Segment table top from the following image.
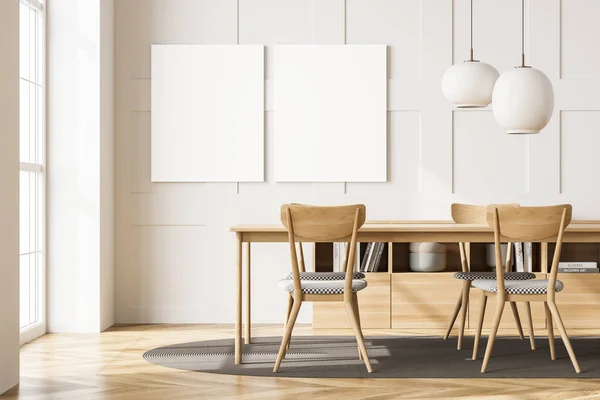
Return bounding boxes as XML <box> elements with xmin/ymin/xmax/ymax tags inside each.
<box><xmin>230</xmin><ymin>221</ymin><xmax>600</xmax><ymax>233</ymax></box>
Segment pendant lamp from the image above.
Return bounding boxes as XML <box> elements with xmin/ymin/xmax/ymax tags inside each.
<box><xmin>492</xmin><ymin>0</ymin><xmax>554</xmax><ymax>134</ymax></box>
<box><xmin>442</xmin><ymin>0</ymin><xmax>499</xmax><ymax>108</ymax></box>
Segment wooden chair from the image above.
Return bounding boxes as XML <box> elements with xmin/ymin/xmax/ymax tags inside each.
<box><xmin>280</xmin><ymin>203</ymin><xmax>365</xmax><ymax>288</ymax></box>
<box><xmin>472</xmin><ymin>204</ymin><xmax>580</xmax><ymax>373</ymax></box>
<box><xmin>444</xmin><ymin>203</ymin><xmax>537</xmax><ymax>352</ymax></box>
<box><xmin>274</xmin><ymin>204</ymin><xmax>372</xmax><ymax>373</ymax></box>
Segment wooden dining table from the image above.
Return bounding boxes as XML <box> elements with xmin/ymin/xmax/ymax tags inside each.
<box><xmin>229</xmin><ymin>220</ymin><xmax>600</xmax><ymax>364</ymax></box>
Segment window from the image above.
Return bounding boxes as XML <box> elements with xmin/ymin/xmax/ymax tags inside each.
<box><xmin>20</xmin><ymin>0</ymin><xmax>45</xmax><ymax>344</ymax></box>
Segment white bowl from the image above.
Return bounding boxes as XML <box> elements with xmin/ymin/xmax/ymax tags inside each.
<box><xmin>409</xmin><ymin>242</ymin><xmax>447</xmax><ymax>253</ymax></box>
<box><xmin>409</xmin><ymin>253</ymin><xmax>446</xmax><ymax>272</ymax></box>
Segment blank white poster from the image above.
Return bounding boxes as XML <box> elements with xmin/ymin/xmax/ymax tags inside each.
<box><xmin>274</xmin><ymin>45</ymin><xmax>387</xmax><ymax>182</ymax></box>
<box><xmin>151</xmin><ymin>45</ymin><xmax>264</xmax><ymax>182</ymax></box>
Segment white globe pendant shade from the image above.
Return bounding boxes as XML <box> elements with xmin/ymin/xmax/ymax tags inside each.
<box><xmin>492</xmin><ymin>67</ymin><xmax>554</xmax><ymax>134</ymax></box>
<box><xmin>442</xmin><ymin>61</ymin><xmax>499</xmax><ymax>108</ymax></box>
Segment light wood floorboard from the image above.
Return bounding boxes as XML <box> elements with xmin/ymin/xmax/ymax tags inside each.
<box><xmin>4</xmin><ymin>324</ymin><xmax>600</xmax><ymax>400</ymax></box>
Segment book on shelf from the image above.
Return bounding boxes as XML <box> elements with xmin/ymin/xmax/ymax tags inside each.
<box><xmin>333</xmin><ymin>242</ymin><xmax>340</xmax><ymax>272</ymax></box>
<box><xmin>524</xmin><ymin>242</ymin><xmax>533</xmax><ymax>273</ymax></box>
<box><xmin>335</xmin><ymin>242</ymin><xmax>366</xmax><ymax>272</ymax></box>
<box><xmin>368</xmin><ymin>243</ymin><xmax>384</xmax><ymax>272</ymax></box>
<box><xmin>558</xmin><ymin>262</ymin><xmax>598</xmax><ymax>269</ymax></box>
<box><xmin>358</xmin><ymin>242</ymin><xmax>387</xmax><ymax>272</ymax></box>
<box><xmin>366</xmin><ymin>243</ymin><xmax>378</xmax><ymax>272</ymax></box>
<box><xmin>558</xmin><ymin>267</ymin><xmax>599</xmax><ymax>273</ymax></box>
<box><xmin>514</xmin><ymin>242</ymin><xmax>524</xmax><ymax>272</ymax></box>
<box><xmin>367</xmin><ymin>243</ymin><xmax>377</xmax><ymax>272</ymax></box>
<box><xmin>360</xmin><ymin>243</ymin><xmax>374</xmax><ymax>272</ymax></box>
<box><xmin>558</xmin><ymin>261</ymin><xmax>598</xmax><ymax>273</ymax></box>
<box><xmin>372</xmin><ymin>243</ymin><xmax>386</xmax><ymax>272</ymax></box>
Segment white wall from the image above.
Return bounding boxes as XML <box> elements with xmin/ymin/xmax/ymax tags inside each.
<box><xmin>0</xmin><ymin>0</ymin><xmax>20</xmax><ymax>393</ymax></box>
<box><xmin>115</xmin><ymin>0</ymin><xmax>600</xmax><ymax>324</ymax></box>
<box><xmin>47</xmin><ymin>0</ymin><xmax>114</xmax><ymax>332</ymax></box>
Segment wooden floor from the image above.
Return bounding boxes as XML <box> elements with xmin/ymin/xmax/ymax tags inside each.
<box><xmin>4</xmin><ymin>324</ymin><xmax>600</xmax><ymax>400</ymax></box>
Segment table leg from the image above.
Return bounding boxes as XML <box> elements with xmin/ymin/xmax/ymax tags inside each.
<box><xmin>244</xmin><ymin>242</ymin><xmax>251</xmax><ymax>344</ymax></box>
<box><xmin>235</xmin><ymin>233</ymin><xmax>243</xmax><ymax>364</ymax></box>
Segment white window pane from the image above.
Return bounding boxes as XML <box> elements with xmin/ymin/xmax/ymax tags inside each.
<box><xmin>20</xmin><ymin>80</ymin><xmax>30</xmax><ymax>163</ymax></box>
<box><xmin>36</xmin><ymin>10</ymin><xmax>43</xmax><ymax>85</ymax></box>
<box><xmin>29</xmin><ymin>83</ymin><xmax>36</xmax><ymax>163</ymax></box>
<box><xmin>19</xmin><ymin>2</ymin><xmax>29</xmax><ymax>80</ymax></box>
<box><xmin>36</xmin><ymin>173</ymin><xmax>42</xmax><ymax>252</ymax></box>
<box><xmin>20</xmin><ymin>254</ymin><xmax>30</xmax><ymax>329</ymax></box>
<box><xmin>20</xmin><ymin>171</ymin><xmax>31</xmax><ymax>255</ymax></box>
<box><xmin>29</xmin><ymin>253</ymin><xmax>38</xmax><ymax>325</ymax></box>
<box><xmin>29</xmin><ymin>7</ymin><xmax>36</xmax><ymax>82</ymax></box>
<box><xmin>36</xmin><ymin>86</ymin><xmax>43</xmax><ymax>163</ymax></box>
<box><xmin>29</xmin><ymin>172</ymin><xmax>37</xmax><ymax>254</ymax></box>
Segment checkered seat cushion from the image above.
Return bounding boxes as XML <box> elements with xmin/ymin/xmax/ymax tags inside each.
<box><xmin>472</xmin><ymin>279</ymin><xmax>564</xmax><ymax>295</ymax></box>
<box><xmin>277</xmin><ymin>279</ymin><xmax>367</xmax><ymax>294</ymax></box>
<box><xmin>281</xmin><ymin>272</ymin><xmax>365</xmax><ymax>281</ymax></box>
<box><xmin>453</xmin><ymin>271</ymin><xmax>536</xmax><ymax>281</ymax></box>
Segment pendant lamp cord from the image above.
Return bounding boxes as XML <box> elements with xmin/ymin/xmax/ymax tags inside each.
<box><xmin>469</xmin><ymin>0</ymin><xmax>474</xmax><ymax>61</ymax></box>
<box><xmin>521</xmin><ymin>0</ymin><xmax>525</xmax><ymax>67</ymax></box>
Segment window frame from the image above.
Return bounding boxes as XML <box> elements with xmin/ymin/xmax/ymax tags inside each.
<box><xmin>19</xmin><ymin>0</ymin><xmax>46</xmax><ymax>346</ymax></box>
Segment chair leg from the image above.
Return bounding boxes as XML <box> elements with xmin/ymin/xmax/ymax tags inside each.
<box><xmin>457</xmin><ymin>280</ymin><xmax>471</xmax><ymax>350</ymax></box>
<box><xmin>472</xmin><ymin>291</ymin><xmax>488</xmax><ymax>360</ymax></box>
<box><xmin>345</xmin><ymin>296</ymin><xmax>372</xmax><ymax>373</ymax></box>
<box><xmin>351</xmin><ymin>295</ymin><xmax>364</xmax><ymax>360</ymax></box>
<box><xmin>444</xmin><ymin>290</ymin><xmax>463</xmax><ymax>340</ymax></box>
<box><xmin>481</xmin><ymin>296</ymin><xmax>505</xmax><ymax>373</ymax></box>
<box><xmin>509</xmin><ymin>302</ymin><xmax>525</xmax><ymax>340</ymax></box>
<box><xmin>273</xmin><ymin>297</ymin><xmax>302</xmax><ymax>373</ymax></box>
<box><xmin>547</xmin><ymin>301</ymin><xmax>581</xmax><ymax>373</ymax></box>
<box><xmin>524</xmin><ymin>302</ymin><xmax>535</xmax><ymax>351</ymax></box>
<box><xmin>544</xmin><ymin>302</ymin><xmax>555</xmax><ymax>361</ymax></box>
<box><xmin>284</xmin><ymin>295</ymin><xmax>293</xmax><ymax>351</ymax></box>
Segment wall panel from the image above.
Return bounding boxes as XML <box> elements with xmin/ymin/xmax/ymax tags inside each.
<box><xmin>346</xmin><ymin>0</ymin><xmax>421</xmax><ymax>80</ymax></box>
<box><xmin>453</xmin><ymin>110</ymin><xmax>529</xmax><ymax>197</ymax></box>
<box><xmin>118</xmin><ymin>226</ymin><xmax>210</xmax><ymax>322</ymax></box>
<box><xmin>560</xmin><ymin>111</ymin><xmax>600</xmax><ymax>195</ymax></box>
<box><xmin>560</xmin><ymin>0</ymin><xmax>600</xmax><ymax>80</ymax></box>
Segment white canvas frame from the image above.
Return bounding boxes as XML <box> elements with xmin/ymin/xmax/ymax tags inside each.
<box><xmin>274</xmin><ymin>45</ymin><xmax>387</xmax><ymax>182</ymax></box>
<box><xmin>151</xmin><ymin>45</ymin><xmax>264</xmax><ymax>182</ymax></box>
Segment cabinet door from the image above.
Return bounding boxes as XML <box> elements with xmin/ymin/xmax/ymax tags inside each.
<box><xmin>313</xmin><ymin>273</ymin><xmax>390</xmax><ymax>329</ymax></box>
<box><xmin>554</xmin><ymin>274</ymin><xmax>600</xmax><ymax>329</ymax></box>
<box><xmin>391</xmin><ymin>273</ymin><xmax>463</xmax><ymax>329</ymax></box>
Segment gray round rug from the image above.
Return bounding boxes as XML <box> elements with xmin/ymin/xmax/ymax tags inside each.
<box><xmin>143</xmin><ymin>336</ymin><xmax>600</xmax><ymax>378</ymax></box>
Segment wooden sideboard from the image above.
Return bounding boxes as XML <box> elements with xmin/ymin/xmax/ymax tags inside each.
<box><xmin>311</xmin><ymin>223</ymin><xmax>600</xmax><ymax>332</ymax></box>
<box><xmin>230</xmin><ymin>220</ymin><xmax>600</xmax><ymax>364</ymax></box>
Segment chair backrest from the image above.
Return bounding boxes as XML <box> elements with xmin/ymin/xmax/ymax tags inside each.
<box><xmin>451</xmin><ymin>204</ymin><xmax>488</xmax><ymax>224</ymax></box>
<box><xmin>451</xmin><ymin>203</ymin><xmax>520</xmax><ymax>272</ymax></box>
<box><xmin>486</xmin><ymin>205</ymin><xmax>572</xmax><ymax>243</ymax></box>
<box><xmin>280</xmin><ymin>204</ymin><xmax>366</xmax><ymax>297</ymax></box>
<box><xmin>487</xmin><ymin>204</ymin><xmax>572</xmax><ymax>298</ymax></box>
<box><xmin>451</xmin><ymin>203</ymin><xmax>520</xmax><ymax>224</ymax></box>
<box><xmin>280</xmin><ymin>204</ymin><xmax>366</xmax><ymax>242</ymax></box>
